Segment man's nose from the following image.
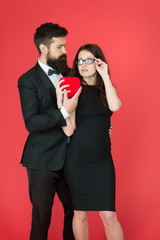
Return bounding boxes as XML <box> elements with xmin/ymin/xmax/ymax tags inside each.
<box><xmin>62</xmin><ymin>46</ymin><xmax>67</xmax><ymax>54</ymax></box>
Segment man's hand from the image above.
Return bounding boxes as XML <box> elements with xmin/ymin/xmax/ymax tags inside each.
<box><xmin>56</xmin><ymin>79</ymin><xmax>70</xmax><ymax>108</ymax></box>
<box><xmin>63</xmin><ymin>87</ymin><xmax>82</xmax><ymax>114</ymax></box>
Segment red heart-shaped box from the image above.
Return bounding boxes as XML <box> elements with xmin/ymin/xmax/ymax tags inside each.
<box><xmin>59</xmin><ymin>77</ymin><xmax>81</xmax><ymax>98</ymax></box>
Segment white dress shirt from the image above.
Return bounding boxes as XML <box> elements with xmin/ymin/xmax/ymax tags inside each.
<box><xmin>38</xmin><ymin>59</ymin><xmax>70</xmax><ymax>119</ymax></box>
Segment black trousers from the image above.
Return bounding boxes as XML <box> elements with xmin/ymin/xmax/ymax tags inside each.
<box><xmin>27</xmin><ymin>168</ymin><xmax>75</xmax><ymax>240</ymax></box>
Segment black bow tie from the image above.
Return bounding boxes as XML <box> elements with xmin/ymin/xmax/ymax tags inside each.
<box><xmin>48</xmin><ymin>68</ymin><xmax>60</xmax><ymax>76</ymax></box>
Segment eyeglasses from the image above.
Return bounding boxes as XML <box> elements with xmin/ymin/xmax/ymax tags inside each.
<box><xmin>76</xmin><ymin>58</ymin><xmax>95</xmax><ymax>65</ymax></box>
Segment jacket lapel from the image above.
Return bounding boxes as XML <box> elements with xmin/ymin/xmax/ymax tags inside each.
<box><xmin>34</xmin><ymin>62</ymin><xmax>56</xmax><ymax>98</ymax></box>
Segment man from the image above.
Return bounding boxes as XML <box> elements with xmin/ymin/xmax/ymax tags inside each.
<box><xmin>18</xmin><ymin>23</ymin><xmax>81</xmax><ymax>240</ymax></box>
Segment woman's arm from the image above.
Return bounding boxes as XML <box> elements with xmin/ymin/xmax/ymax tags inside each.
<box><xmin>95</xmin><ymin>58</ymin><xmax>121</xmax><ymax>112</ymax></box>
<box><xmin>62</xmin><ymin>110</ymin><xmax>76</xmax><ymax>136</ymax></box>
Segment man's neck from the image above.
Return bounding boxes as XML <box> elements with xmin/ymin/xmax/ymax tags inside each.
<box><xmin>39</xmin><ymin>55</ymin><xmax>47</xmax><ymax>65</ymax></box>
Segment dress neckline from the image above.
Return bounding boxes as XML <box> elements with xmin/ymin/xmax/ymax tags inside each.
<box><xmin>82</xmin><ymin>84</ymin><xmax>95</xmax><ymax>87</ymax></box>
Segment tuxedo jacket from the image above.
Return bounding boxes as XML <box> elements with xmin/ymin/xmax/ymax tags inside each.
<box><xmin>18</xmin><ymin>63</ymin><xmax>69</xmax><ymax>170</ymax></box>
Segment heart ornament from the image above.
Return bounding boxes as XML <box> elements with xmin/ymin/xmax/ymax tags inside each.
<box><xmin>59</xmin><ymin>77</ymin><xmax>81</xmax><ymax>98</ymax></box>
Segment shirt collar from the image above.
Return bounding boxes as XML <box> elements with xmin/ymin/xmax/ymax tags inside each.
<box><xmin>38</xmin><ymin>59</ymin><xmax>53</xmax><ymax>75</ymax></box>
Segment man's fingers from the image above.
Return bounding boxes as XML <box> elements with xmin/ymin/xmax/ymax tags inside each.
<box><xmin>58</xmin><ymin>79</ymin><xmax>65</xmax><ymax>85</ymax></box>
<box><xmin>60</xmin><ymin>85</ymin><xmax>70</xmax><ymax>90</ymax></box>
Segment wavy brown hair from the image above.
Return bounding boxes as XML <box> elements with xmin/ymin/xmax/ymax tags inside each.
<box><xmin>68</xmin><ymin>44</ymin><xmax>111</xmax><ymax>107</ymax></box>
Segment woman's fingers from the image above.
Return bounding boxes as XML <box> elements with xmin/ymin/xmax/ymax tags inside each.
<box><xmin>94</xmin><ymin>57</ymin><xmax>108</xmax><ymax>67</ymax></box>
<box><xmin>94</xmin><ymin>57</ymin><xmax>102</xmax><ymax>64</ymax></box>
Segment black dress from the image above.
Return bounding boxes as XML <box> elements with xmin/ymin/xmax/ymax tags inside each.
<box><xmin>64</xmin><ymin>85</ymin><xmax>116</xmax><ymax>211</ymax></box>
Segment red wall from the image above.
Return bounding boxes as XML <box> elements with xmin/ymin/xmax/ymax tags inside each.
<box><xmin>1</xmin><ymin>0</ymin><xmax>160</xmax><ymax>239</ymax></box>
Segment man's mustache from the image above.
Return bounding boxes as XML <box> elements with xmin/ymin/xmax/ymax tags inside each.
<box><xmin>58</xmin><ymin>54</ymin><xmax>67</xmax><ymax>61</ymax></box>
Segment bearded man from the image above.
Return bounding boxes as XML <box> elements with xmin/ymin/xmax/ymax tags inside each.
<box><xmin>18</xmin><ymin>23</ymin><xmax>81</xmax><ymax>240</ymax></box>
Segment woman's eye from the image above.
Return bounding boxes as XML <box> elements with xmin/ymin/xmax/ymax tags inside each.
<box><xmin>78</xmin><ymin>60</ymin><xmax>83</xmax><ymax>64</ymax></box>
<box><xmin>86</xmin><ymin>58</ymin><xmax>92</xmax><ymax>63</ymax></box>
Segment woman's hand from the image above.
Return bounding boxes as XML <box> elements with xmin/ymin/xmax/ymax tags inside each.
<box><xmin>95</xmin><ymin>57</ymin><xmax>109</xmax><ymax>78</ymax></box>
<box><xmin>56</xmin><ymin>79</ymin><xmax>70</xmax><ymax>108</ymax></box>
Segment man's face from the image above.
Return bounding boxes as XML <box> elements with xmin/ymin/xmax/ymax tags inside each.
<box><xmin>48</xmin><ymin>37</ymin><xmax>67</xmax><ymax>60</ymax></box>
<box><xmin>46</xmin><ymin>37</ymin><xmax>68</xmax><ymax>74</ymax></box>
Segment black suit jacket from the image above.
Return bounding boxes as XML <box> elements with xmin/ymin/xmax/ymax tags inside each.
<box><xmin>18</xmin><ymin>63</ymin><xmax>68</xmax><ymax>170</ymax></box>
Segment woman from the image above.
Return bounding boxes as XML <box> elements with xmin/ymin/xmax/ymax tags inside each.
<box><xmin>56</xmin><ymin>44</ymin><xmax>124</xmax><ymax>240</ymax></box>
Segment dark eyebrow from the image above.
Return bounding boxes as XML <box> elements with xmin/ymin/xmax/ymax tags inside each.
<box><xmin>57</xmin><ymin>43</ymin><xmax>66</xmax><ymax>47</ymax></box>
<box><xmin>78</xmin><ymin>56</ymin><xmax>94</xmax><ymax>59</ymax></box>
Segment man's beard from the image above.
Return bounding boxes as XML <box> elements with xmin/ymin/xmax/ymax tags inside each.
<box><xmin>47</xmin><ymin>54</ymin><xmax>69</xmax><ymax>75</ymax></box>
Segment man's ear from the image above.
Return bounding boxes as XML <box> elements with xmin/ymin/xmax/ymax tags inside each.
<box><xmin>39</xmin><ymin>44</ymin><xmax>48</xmax><ymax>55</ymax></box>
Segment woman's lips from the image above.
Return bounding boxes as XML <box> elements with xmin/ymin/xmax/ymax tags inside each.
<box><xmin>82</xmin><ymin>69</ymin><xmax>88</xmax><ymax>72</ymax></box>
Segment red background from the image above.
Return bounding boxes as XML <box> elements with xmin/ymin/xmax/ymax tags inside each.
<box><xmin>1</xmin><ymin>0</ymin><xmax>160</xmax><ymax>239</ymax></box>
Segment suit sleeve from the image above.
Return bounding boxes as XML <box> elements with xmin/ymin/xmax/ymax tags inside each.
<box><xmin>18</xmin><ymin>76</ymin><xmax>66</xmax><ymax>133</ymax></box>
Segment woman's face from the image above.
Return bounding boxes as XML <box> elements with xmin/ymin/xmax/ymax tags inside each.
<box><xmin>77</xmin><ymin>50</ymin><xmax>97</xmax><ymax>79</ymax></box>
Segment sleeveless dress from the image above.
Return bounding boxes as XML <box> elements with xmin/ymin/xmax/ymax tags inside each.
<box><xmin>64</xmin><ymin>85</ymin><xmax>116</xmax><ymax>211</ymax></box>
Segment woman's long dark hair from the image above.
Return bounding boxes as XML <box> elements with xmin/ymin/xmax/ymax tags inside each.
<box><xmin>68</xmin><ymin>44</ymin><xmax>111</xmax><ymax>107</ymax></box>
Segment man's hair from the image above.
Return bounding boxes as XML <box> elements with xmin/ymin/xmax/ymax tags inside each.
<box><xmin>34</xmin><ymin>22</ymin><xmax>68</xmax><ymax>54</ymax></box>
